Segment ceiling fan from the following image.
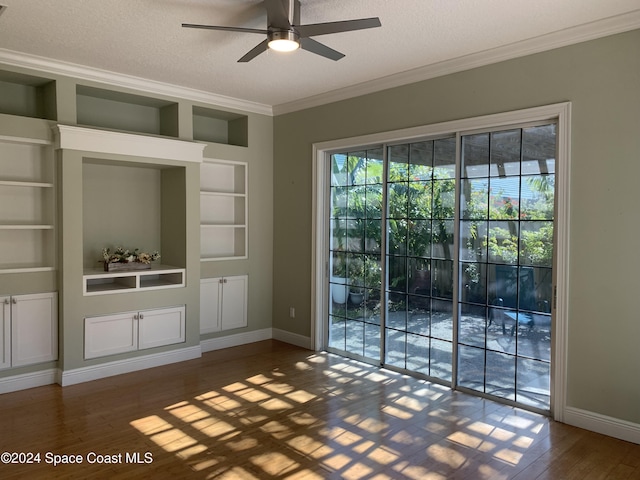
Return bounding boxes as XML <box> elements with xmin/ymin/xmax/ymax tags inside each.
<box><xmin>182</xmin><ymin>0</ymin><xmax>381</xmax><ymax>62</ymax></box>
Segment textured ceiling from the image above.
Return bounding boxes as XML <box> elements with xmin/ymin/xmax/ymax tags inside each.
<box><xmin>0</xmin><ymin>0</ymin><xmax>639</xmax><ymax>113</ymax></box>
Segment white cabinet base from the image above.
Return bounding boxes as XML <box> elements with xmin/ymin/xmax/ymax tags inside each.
<box><xmin>200</xmin><ymin>275</ymin><xmax>247</xmax><ymax>334</ymax></box>
<box><xmin>85</xmin><ymin>305</ymin><xmax>185</xmax><ymax>359</ymax></box>
<box><xmin>1</xmin><ymin>292</ymin><xmax>57</xmax><ymax>370</ymax></box>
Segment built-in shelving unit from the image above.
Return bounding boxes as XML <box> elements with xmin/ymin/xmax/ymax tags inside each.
<box><xmin>200</xmin><ymin>159</ymin><xmax>248</xmax><ymax>261</ymax></box>
<box><xmin>82</xmin><ymin>265</ymin><xmax>185</xmax><ymax>296</ymax></box>
<box><xmin>193</xmin><ymin>106</ymin><xmax>248</xmax><ymax>147</ymax></box>
<box><xmin>0</xmin><ymin>136</ymin><xmax>55</xmax><ymax>272</ymax></box>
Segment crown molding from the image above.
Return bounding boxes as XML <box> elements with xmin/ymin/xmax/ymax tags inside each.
<box><xmin>0</xmin><ymin>48</ymin><xmax>273</xmax><ymax>116</ymax></box>
<box><xmin>273</xmin><ymin>9</ymin><xmax>640</xmax><ymax>115</ymax></box>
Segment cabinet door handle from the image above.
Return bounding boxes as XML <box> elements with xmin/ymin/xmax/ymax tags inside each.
<box><xmin>139</xmin><ymin>314</ymin><xmax>144</xmax><ymax>320</ymax></box>
<box><xmin>133</xmin><ymin>314</ymin><xmax>139</xmax><ymax>320</ymax></box>
<box><xmin>11</xmin><ymin>298</ymin><xmax>17</xmax><ymax>304</ymax></box>
<box><xmin>224</xmin><ymin>279</ymin><xmax>227</xmax><ymax>283</ymax></box>
<box><xmin>3</xmin><ymin>299</ymin><xmax>9</xmax><ymax>305</ymax></box>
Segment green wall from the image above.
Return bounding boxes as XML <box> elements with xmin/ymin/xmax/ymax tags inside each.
<box><xmin>272</xmin><ymin>30</ymin><xmax>640</xmax><ymax>424</ymax></box>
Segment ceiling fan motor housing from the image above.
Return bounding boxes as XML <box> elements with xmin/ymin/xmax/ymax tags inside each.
<box><xmin>268</xmin><ymin>29</ymin><xmax>300</xmax><ymax>44</ymax></box>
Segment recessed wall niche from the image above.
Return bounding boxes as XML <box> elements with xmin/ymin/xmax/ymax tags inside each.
<box><xmin>192</xmin><ymin>106</ymin><xmax>248</xmax><ymax>147</ymax></box>
<box><xmin>0</xmin><ymin>71</ymin><xmax>56</xmax><ymax>120</ymax></box>
<box><xmin>82</xmin><ymin>158</ymin><xmax>186</xmax><ymax>271</ymax></box>
<box><xmin>76</xmin><ymin>85</ymin><xmax>179</xmax><ymax>137</ymax></box>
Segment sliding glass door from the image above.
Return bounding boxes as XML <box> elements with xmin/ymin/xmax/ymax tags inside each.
<box><xmin>457</xmin><ymin>125</ymin><xmax>555</xmax><ymax>410</ymax></box>
<box><xmin>326</xmin><ymin>122</ymin><xmax>556</xmax><ymax>412</ymax></box>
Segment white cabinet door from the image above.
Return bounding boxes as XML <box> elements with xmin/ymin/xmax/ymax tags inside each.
<box><xmin>138</xmin><ymin>306</ymin><xmax>185</xmax><ymax>350</ymax></box>
<box><xmin>200</xmin><ymin>276</ymin><xmax>248</xmax><ymax>334</ymax></box>
<box><xmin>220</xmin><ymin>275</ymin><xmax>247</xmax><ymax>331</ymax></box>
<box><xmin>0</xmin><ymin>297</ymin><xmax>10</xmax><ymax>370</ymax></box>
<box><xmin>85</xmin><ymin>312</ymin><xmax>138</xmax><ymax>359</ymax></box>
<box><xmin>200</xmin><ymin>278</ymin><xmax>221</xmax><ymax>334</ymax></box>
<box><xmin>11</xmin><ymin>292</ymin><xmax>57</xmax><ymax>367</ymax></box>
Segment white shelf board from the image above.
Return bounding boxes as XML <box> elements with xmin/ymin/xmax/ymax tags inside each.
<box><xmin>200</xmin><ymin>255</ymin><xmax>247</xmax><ymax>262</ymax></box>
<box><xmin>0</xmin><ymin>180</ymin><xmax>54</xmax><ymax>188</ymax></box>
<box><xmin>0</xmin><ymin>265</ymin><xmax>55</xmax><ymax>274</ymax></box>
<box><xmin>200</xmin><ymin>223</ymin><xmax>246</xmax><ymax>228</ymax></box>
<box><xmin>0</xmin><ymin>224</ymin><xmax>54</xmax><ymax>229</ymax></box>
<box><xmin>83</xmin><ymin>264</ymin><xmax>185</xmax><ymax>296</ymax></box>
<box><xmin>200</xmin><ymin>191</ymin><xmax>245</xmax><ymax>197</ymax></box>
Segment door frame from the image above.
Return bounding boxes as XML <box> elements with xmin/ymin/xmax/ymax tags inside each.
<box><xmin>311</xmin><ymin>103</ymin><xmax>571</xmax><ymax>421</ymax></box>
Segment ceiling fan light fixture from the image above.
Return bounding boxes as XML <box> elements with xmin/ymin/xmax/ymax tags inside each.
<box><xmin>268</xmin><ymin>30</ymin><xmax>300</xmax><ymax>52</ymax></box>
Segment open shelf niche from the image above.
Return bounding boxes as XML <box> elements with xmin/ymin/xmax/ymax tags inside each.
<box><xmin>0</xmin><ymin>70</ymin><xmax>56</xmax><ymax>120</ymax></box>
<box><xmin>200</xmin><ymin>158</ymin><xmax>248</xmax><ymax>261</ymax></box>
<box><xmin>76</xmin><ymin>85</ymin><xmax>179</xmax><ymax>138</ymax></box>
<box><xmin>193</xmin><ymin>106</ymin><xmax>248</xmax><ymax>147</ymax></box>
<box><xmin>53</xmin><ymin>125</ymin><xmax>205</xmax><ymax>296</ymax></box>
<box><xmin>0</xmin><ymin>135</ymin><xmax>56</xmax><ymax>272</ymax></box>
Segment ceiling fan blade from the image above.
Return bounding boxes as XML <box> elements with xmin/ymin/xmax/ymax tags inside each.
<box><xmin>238</xmin><ymin>39</ymin><xmax>269</xmax><ymax>62</ymax></box>
<box><xmin>296</xmin><ymin>17</ymin><xmax>381</xmax><ymax>38</ymax></box>
<box><xmin>182</xmin><ymin>23</ymin><xmax>267</xmax><ymax>34</ymax></box>
<box><xmin>264</xmin><ymin>0</ymin><xmax>292</xmax><ymax>29</ymax></box>
<box><xmin>300</xmin><ymin>37</ymin><xmax>345</xmax><ymax>61</ymax></box>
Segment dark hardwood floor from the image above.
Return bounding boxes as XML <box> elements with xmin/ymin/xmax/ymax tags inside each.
<box><xmin>0</xmin><ymin>340</ymin><xmax>638</xmax><ymax>479</ymax></box>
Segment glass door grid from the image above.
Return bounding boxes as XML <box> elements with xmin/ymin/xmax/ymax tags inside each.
<box><xmin>327</xmin><ymin>123</ymin><xmax>556</xmax><ymax>413</ymax></box>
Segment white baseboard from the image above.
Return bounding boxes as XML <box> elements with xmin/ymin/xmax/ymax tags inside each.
<box><xmin>564</xmin><ymin>406</ymin><xmax>640</xmax><ymax>444</ymax></box>
<box><xmin>272</xmin><ymin>328</ymin><xmax>312</xmax><ymax>349</ymax></box>
<box><xmin>0</xmin><ymin>368</ymin><xmax>58</xmax><ymax>394</ymax></box>
<box><xmin>200</xmin><ymin>328</ymin><xmax>273</xmax><ymax>353</ymax></box>
<box><xmin>59</xmin><ymin>346</ymin><xmax>202</xmax><ymax>387</ymax></box>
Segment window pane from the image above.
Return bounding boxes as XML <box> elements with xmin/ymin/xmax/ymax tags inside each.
<box><xmin>408</xmin><ymin>220</ymin><xmax>432</xmax><ymax>258</ymax></box>
<box><xmin>461</xmin><ymin>178</ymin><xmax>489</xmax><ymax>220</ymax></box>
<box><xmin>461</xmin><ymin>262</ymin><xmax>487</xmax><ymax>304</ymax></box>
<box><xmin>409</xmin><ymin>257</ymin><xmax>431</xmax><ymax>296</ymax></box>
<box><xmin>432</xmin><ymin>259</ymin><xmax>453</xmax><ymax>300</ymax></box>
<box><xmin>489</xmin><ymin>177</ymin><xmax>520</xmax><ymax>219</ymax></box>
<box><xmin>432</xmin><ymin>220</ymin><xmax>454</xmax><ymax>259</ymax></box>
<box><xmin>487</xmin><ymin>221</ymin><xmax>519</xmax><ymax>265</ymax></box>
<box><xmin>462</xmin><ymin>133</ymin><xmax>489</xmax><ymax>178</ymax></box>
<box><xmin>430</xmin><ymin>339</ymin><xmax>452</xmax><ymax>381</ymax></box>
<box><xmin>431</xmin><ymin>299</ymin><xmax>453</xmax><ymax>341</ymax></box>
<box><xmin>486</xmin><ymin>351</ymin><xmax>516</xmax><ymax>400</ymax></box>
<box><xmin>408</xmin><ymin>181</ymin><xmax>432</xmax><ymax>219</ymax></box>
<box><xmin>516</xmin><ymin>357</ymin><xmax>550</xmax><ymax>409</ymax></box>
<box><xmin>388</xmin><ymin>219</ymin><xmax>407</xmax><ymax>255</ymax></box>
<box><xmin>345</xmin><ymin>319</ymin><xmax>364</xmax><ymax>356</ymax></box>
<box><xmin>460</xmin><ymin>220</ymin><xmax>488</xmax><ymax>262</ymax></box>
<box><xmin>365</xmin><ymin>147</ymin><xmax>384</xmax><ymax>184</ymax></box>
<box><xmin>388</xmin><ymin>145</ymin><xmax>408</xmax><ymax>182</ymax></box>
<box><xmin>365</xmin><ymin>184</ymin><xmax>383</xmax><ymax>219</ymax></box>
<box><xmin>490</xmin><ymin>129</ymin><xmax>521</xmax><ymax>177</ymax></box>
<box><xmin>406</xmin><ymin>333</ymin><xmax>429</xmax><ymax>374</ymax></box>
<box><xmin>522</xmin><ymin>124</ymin><xmax>556</xmax><ymax>175</ymax></box>
<box><xmin>459</xmin><ymin>303</ymin><xmax>486</xmax><ymax>348</ymax></box>
<box><xmin>458</xmin><ymin>345</ymin><xmax>485</xmax><ymax>391</ymax></box>
<box><xmin>409</xmin><ymin>141</ymin><xmax>433</xmax><ymax>180</ymax></box>
<box><xmin>434</xmin><ymin>137</ymin><xmax>456</xmax><ymax>179</ymax></box>
<box><xmin>520</xmin><ymin>221</ymin><xmax>553</xmax><ymax>267</ymax></box>
<box><xmin>388</xmin><ymin>182</ymin><xmax>408</xmax><ymax>218</ymax></box>
<box><xmin>385</xmin><ymin>329</ymin><xmax>406</xmax><ymax>369</ymax></box>
<box><xmin>521</xmin><ymin>175</ymin><xmax>554</xmax><ymax>220</ymax></box>
<box><xmin>432</xmin><ymin>179</ymin><xmax>456</xmax><ymax>219</ymax></box>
